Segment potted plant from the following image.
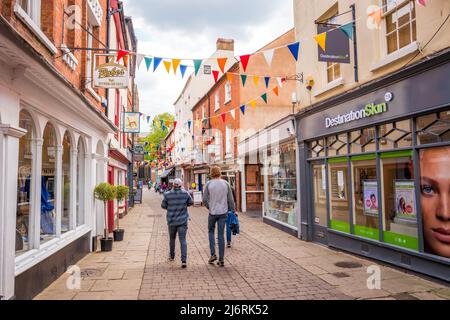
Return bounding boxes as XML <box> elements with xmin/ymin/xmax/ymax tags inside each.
<box><xmin>113</xmin><ymin>185</ymin><xmax>129</xmax><ymax>242</ymax></box>
<box><xmin>94</xmin><ymin>182</ymin><xmax>115</xmax><ymax>252</ymax></box>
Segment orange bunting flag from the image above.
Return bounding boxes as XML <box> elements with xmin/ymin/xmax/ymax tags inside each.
<box><xmin>368</xmin><ymin>6</ymin><xmax>383</xmax><ymax>27</ymax></box>
<box><xmin>163</xmin><ymin>61</ymin><xmax>172</xmax><ymax>73</ymax></box>
<box><xmin>273</xmin><ymin>86</ymin><xmax>279</xmax><ymax>96</ymax></box>
<box><xmin>226</xmin><ymin>73</ymin><xmax>233</xmax><ymax>84</ymax></box>
<box><xmin>217</xmin><ymin>58</ymin><xmax>228</xmax><ymax>73</ymax></box>
<box><xmin>314</xmin><ymin>32</ymin><xmax>327</xmax><ymax>51</ymax></box>
<box><xmin>172</xmin><ymin>59</ymin><xmax>181</xmax><ymax>73</ymax></box>
<box><xmin>211</xmin><ymin>116</ymin><xmax>217</xmax><ymax>126</ymax></box>
<box><xmin>253</xmin><ymin>76</ymin><xmax>259</xmax><ymax>87</ymax></box>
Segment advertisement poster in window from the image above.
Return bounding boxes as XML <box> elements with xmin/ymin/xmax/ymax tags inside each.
<box><xmin>394</xmin><ymin>181</ymin><xmax>416</xmax><ymax>221</ymax></box>
<box><xmin>419</xmin><ymin>146</ymin><xmax>450</xmax><ymax>259</ymax></box>
<box><xmin>363</xmin><ymin>181</ymin><xmax>378</xmax><ymax>216</ymax></box>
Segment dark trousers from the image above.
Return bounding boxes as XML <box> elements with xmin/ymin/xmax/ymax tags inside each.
<box><xmin>208</xmin><ymin>214</ymin><xmax>227</xmax><ymax>261</ymax></box>
<box><xmin>168</xmin><ymin>224</ymin><xmax>187</xmax><ymax>262</ymax></box>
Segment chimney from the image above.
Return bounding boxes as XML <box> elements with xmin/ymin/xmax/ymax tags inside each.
<box><xmin>216</xmin><ymin>38</ymin><xmax>234</xmax><ymax>51</ymax></box>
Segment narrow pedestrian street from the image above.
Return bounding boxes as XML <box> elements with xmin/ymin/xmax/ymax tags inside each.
<box><xmin>35</xmin><ymin>189</ymin><xmax>449</xmax><ymax>301</ymax></box>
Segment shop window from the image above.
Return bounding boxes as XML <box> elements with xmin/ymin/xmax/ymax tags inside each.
<box><xmin>328</xmin><ymin>161</ymin><xmax>350</xmax><ymax>233</ymax></box>
<box><xmin>350</xmin><ymin>128</ymin><xmax>376</xmax><ymax>153</ymax></box>
<box><xmin>62</xmin><ymin>132</ymin><xmax>72</xmax><ymax>233</ymax></box>
<box><xmin>327</xmin><ymin>134</ymin><xmax>348</xmax><ymax>157</ymax></box>
<box><xmin>416</xmin><ymin>111</ymin><xmax>450</xmax><ymax>145</ymax></box>
<box><xmin>41</xmin><ymin>123</ymin><xmax>57</xmax><ymax>244</ymax></box>
<box><xmin>381</xmin><ymin>153</ymin><xmax>418</xmax><ymax>251</ymax></box>
<box><xmin>16</xmin><ymin>110</ymin><xmax>34</xmax><ymax>255</ymax></box>
<box><xmin>379</xmin><ymin>119</ymin><xmax>412</xmax><ymax>150</ymax></box>
<box><xmin>310</xmin><ymin>139</ymin><xmax>325</xmax><ymax>158</ymax></box>
<box><xmin>419</xmin><ymin>146</ymin><xmax>450</xmax><ymax>258</ymax></box>
<box><xmin>76</xmin><ymin>138</ymin><xmax>85</xmax><ymax>227</ymax></box>
<box><xmin>383</xmin><ymin>0</ymin><xmax>417</xmax><ymax>54</ymax></box>
<box><xmin>312</xmin><ymin>164</ymin><xmax>327</xmax><ymax>227</ymax></box>
<box><xmin>266</xmin><ymin>142</ymin><xmax>298</xmax><ymax>228</ymax></box>
<box><xmin>352</xmin><ymin>157</ymin><xmax>379</xmax><ymax>240</ymax></box>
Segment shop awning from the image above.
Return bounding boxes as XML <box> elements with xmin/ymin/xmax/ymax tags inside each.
<box><xmin>160</xmin><ymin>167</ymin><xmax>174</xmax><ymax>178</ymax></box>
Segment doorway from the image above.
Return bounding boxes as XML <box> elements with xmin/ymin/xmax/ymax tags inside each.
<box><xmin>311</xmin><ymin>162</ymin><xmax>328</xmax><ymax>244</ymax></box>
<box><xmin>107</xmin><ymin>166</ymin><xmax>114</xmax><ymax>233</ymax></box>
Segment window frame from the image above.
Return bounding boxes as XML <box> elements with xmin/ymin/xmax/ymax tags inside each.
<box><xmin>224</xmin><ymin>82</ymin><xmax>232</xmax><ymax>104</ymax></box>
<box><xmin>214</xmin><ymin>93</ymin><xmax>220</xmax><ymax>112</ymax></box>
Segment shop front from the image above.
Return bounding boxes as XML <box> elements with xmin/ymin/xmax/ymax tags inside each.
<box><xmin>296</xmin><ymin>51</ymin><xmax>450</xmax><ymax>281</ymax></box>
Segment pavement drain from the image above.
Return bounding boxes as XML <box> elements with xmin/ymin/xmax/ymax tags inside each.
<box><xmin>334</xmin><ymin>261</ymin><xmax>363</xmax><ymax>269</ymax></box>
<box><xmin>332</xmin><ymin>272</ymin><xmax>351</xmax><ymax>278</ymax></box>
<box><xmin>80</xmin><ymin>268</ymin><xmax>104</xmax><ymax>278</ymax></box>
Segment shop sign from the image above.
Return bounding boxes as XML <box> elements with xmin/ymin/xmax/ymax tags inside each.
<box><xmin>93</xmin><ymin>55</ymin><xmax>129</xmax><ymax>89</ymax></box>
<box><xmin>123</xmin><ymin>112</ymin><xmax>141</xmax><ymax>133</ymax></box>
<box><xmin>133</xmin><ymin>144</ymin><xmax>144</xmax><ymax>154</ymax></box>
<box><xmin>317</xmin><ymin>24</ymin><xmax>350</xmax><ymax>64</ymax></box>
<box><xmin>325</xmin><ymin>100</ymin><xmax>389</xmax><ymax>129</ymax></box>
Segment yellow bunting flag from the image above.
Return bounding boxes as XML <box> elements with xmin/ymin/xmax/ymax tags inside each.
<box><xmin>217</xmin><ymin>58</ymin><xmax>228</xmax><ymax>73</ymax></box>
<box><xmin>250</xmin><ymin>100</ymin><xmax>256</xmax><ymax>109</ymax></box>
<box><xmin>211</xmin><ymin>116</ymin><xmax>217</xmax><ymax>126</ymax></box>
<box><xmin>314</xmin><ymin>32</ymin><xmax>327</xmax><ymax>51</ymax></box>
<box><xmin>163</xmin><ymin>61</ymin><xmax>172</xmax><ymax>73</ymax></box>
<box><xmin>226</xmin><ymin>73</ymin><xmax>233</xmax><ymax>84</ymax></box>
<box><xmin>172</xmin><ymin>59</ymin><xmax>181</xmax><ymax>73</ymax></box>
<box><xmin>253</xmin><ymin>76</ymin><xmax>259</xmax><ymax>87</ymax></box>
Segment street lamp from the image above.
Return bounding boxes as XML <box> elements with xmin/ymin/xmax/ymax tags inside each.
<box><xmin>291</xmin><ymin>91</ymin><xmax>298</xmax><ymax>115</ymax></box>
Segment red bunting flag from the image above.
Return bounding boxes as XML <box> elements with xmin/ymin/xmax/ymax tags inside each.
<box><xmin>212</xmin><ymin>70</ymin><xmax>220</xmax><ymax>83</ymax></box>
<box><xmin>116</xmin><ymin>50</ymin><xmax>129</xmax><ymax>62</ymax></box>
<box><xmin>240</xmin><ymin>54</ymin><xmax>251</xmax><ymax>72</ymax></box>
<box><xmin>173</xmin><ymin>121</ymin><xmax>177</xmax><ymax>129</ymax></box>
<box><xmin>221</xmin><ymin>113</ymin><xmax>226</xmax><ymax>122</ymax></box>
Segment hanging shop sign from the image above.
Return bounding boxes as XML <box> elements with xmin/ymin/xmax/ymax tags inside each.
<box><xmin>123</xmin><ymin>112</ymin><xmax>141</xmax><ymax>133</ymax></box>
<box><xmin>93</xmin><ymin>54</ymin><xmax>129</xmax><ymax>89</ymax></box>
<box><xmin>317</xmin><ymin>24</ymin><xmax>350</xmax><ymax>64</ymax></box>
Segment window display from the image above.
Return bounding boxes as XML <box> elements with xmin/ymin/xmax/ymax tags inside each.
<box><xmin>420</xmin><ymin>146</ymin><xmax>450</xmax><ymax>258</ymax></box>
<box><xmin>16</xmin><ymin>111</ymin><xmax>34</xmax><ymax>255</ymax></box>
<box><xmin>266</xmin><ymin>142</ymin><xmax>298</xmax><ymax>228</ymax></box>
<box><xmin>41</xmin><ymin>123</ymin><xmax>57</xmax><ymax>244</ymax></box>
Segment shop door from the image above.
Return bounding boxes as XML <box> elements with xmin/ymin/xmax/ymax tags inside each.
<box><xmin>311</xmin><ymin>162</ymin><xmax>328</xmax><ymax>244</ymax></box>
<box><xmin>107</xmin><ymin>166</ymin><xmax>114</xmax><ymax>233</ymax></box>
<box><xmin>245</xmin><ymin>165</ymin><xmax>264</xmax><ymax>212</ymax></box>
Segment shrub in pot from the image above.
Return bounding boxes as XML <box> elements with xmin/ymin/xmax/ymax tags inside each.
<box><xmin>113</xmin><ymin>185</ymin><xmax>129</xmax><ymax>242</ymax></box>
<box><xmin>94</xmin><ymin>182</ymin><xmax>116</xmax><ymax>252</ymax></box>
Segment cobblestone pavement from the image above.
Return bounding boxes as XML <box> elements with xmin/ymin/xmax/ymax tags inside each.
<box><xmin>35</xmin><ymin>189</ymin><xmax>450</xmax><ymax>300</ymax></box>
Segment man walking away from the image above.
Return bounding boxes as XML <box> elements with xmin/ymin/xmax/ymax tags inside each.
<box><xmin>203</xmin><ymin>166</ymin><xmax>235</xmax><ymax>267</ymax></box>
<box><xmin>161</xmin><ymin>178</ymin><xmax>193</xmax><ymax>268</ymax></box>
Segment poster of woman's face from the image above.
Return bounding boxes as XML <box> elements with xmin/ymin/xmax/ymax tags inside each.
<box><xmin>420</xmin><ymin>146</ymin><xmax>450</xmax><ymax>259</ymax></box>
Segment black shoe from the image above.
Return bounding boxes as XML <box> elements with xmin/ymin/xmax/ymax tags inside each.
<box><xmin>227</xmin><ymin>242</ymin><xmax>231</xmax><ymax>248</ymax></box>
<box><xmin>208</xmin><ymin>255</ymin><xmax>217</xmax><ymax>264</ymax></box>
<box><xmin>217</xmin><ymin>260</ymin><xmax>225</xmax><ymax>267</ymax></box>
<box><xmin>168</xmin><ymin>256</ymin><xmax>175</xmax><ymax>262</ymax></box>
<box><xmin>181</xmin><ymin>261</ymin><xmax>187</xmax><ymax>268</ymax></box>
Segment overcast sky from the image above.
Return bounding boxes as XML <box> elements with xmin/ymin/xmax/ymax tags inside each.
<box><xmin>124</xmin><ymin>0</ymin><xmax>294</xmax><ymax>132</ymax></box>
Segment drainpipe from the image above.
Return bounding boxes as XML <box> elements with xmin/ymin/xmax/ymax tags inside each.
<box><xmin>105</xmin><ymin>0</ymin><xmax>111</xmax><ymax>117</ymax></box>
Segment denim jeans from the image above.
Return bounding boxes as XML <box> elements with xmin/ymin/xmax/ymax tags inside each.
<box><xmin>226</xmin><ymin>211</ymin><xmax>234</xmax><ymax>244</ymax></box>
<box><xmin>208</xmin><ymin>214</ymin><xmax>227</xmax><ymax>261</ymax></box>
<box><xmin>168</xmin><ymin>224</ymin><xmax>188</xmax><ymax>262</ymax></box>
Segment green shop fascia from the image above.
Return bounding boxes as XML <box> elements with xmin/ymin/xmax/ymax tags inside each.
<box><xmin>295</xmin><ymin>50</ymin><xmax>450</xmax><ymax>282</ymax></box>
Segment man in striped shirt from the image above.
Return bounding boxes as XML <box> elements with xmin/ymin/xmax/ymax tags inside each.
<box><xmin>161</xmin><ymin>178</ymin><xmax>193</xmax><ymax>268</ymax></box>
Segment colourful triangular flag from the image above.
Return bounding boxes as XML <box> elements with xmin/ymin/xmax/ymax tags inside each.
<box><xmin>340</xmin><ymin>23</ymin><xmax>353</xmax><ymax>40</ymax></box>
<box><xmin>368</xmin><ymin>7</ymin><xmax>383</xmax><ymax>27</ymax></box>
<box><xmin>250</xmin><ymin>100</ymin><xmax>256</xmax><ymax>109</ymax></box>
<box><xmin>264</xmin><ymin>77</ymin><xmax>270</xmax><ymax>89</ymax></box>
<box><xmin>277</xmin><ymin>77</ymin><xmax>284</xmax><ymax>88</ymax></box>
<box><xmin>144</xmin><ymin>57</ymin><xmax>153</xmax><ymax>71</ymax></box>
<box><xmin>137</xmin><ymin>54</ymin><xmax>145</xmax><ymax>69</ymax></box>
<box><xmin>180</xmin><ymin>65</ymin><xmax>187</xmax><ymax>78</ymax></box>
<box><xmin>165</xmin><ymin>120</ymin><xmax>170</xmax><ymax>127</ymax></box>
<box><xmin>153</xmin><ymin>57</ymin><xmax>162</xmax><ymax>72</ymax></box>
<box><xmin>263</xmin><ymin>49</ymin><xmax>275</xmax><ymax>67</ymax></box>
<box><xmin>287</xmin><ymin>42</ymin><xmax>300</xmax><ymax>61</ymax></box>
<box><xmin>221</xmin><ymin>113</ymin><xmax>226</xmax><ymax>122</ymax></box>
<box><xmin>147</xmin><ymin>116</ymin><xmax>151</xmax><ymax>123</ymax></box>
<box><xmin>253</xmin><ymin>76</ymin><xmax>259</xmax><ymax>87</ymax></box>
<box><xmin>226</xmin><ymin>73</ymin><xmax>233</xmax><ymax>84</ymax></box>
<box><xmin>273</xmin><ymin>87</ymin><xmax>279</xmax><ymax>96</ymax></box>
<box><xmin>211</xmin><ymin>116</ymin><xmax>217</xmax><ymax>126</ymax></box>
<box><xmin>116</xmin><ymin>49</ymin><xmax>128</xmax><ymax>62</ymax></box>
<box><xmin>163</xmin><ymin>61</ymin><xmax>172</xmax><ymax>73</ymax></box>
<box><xmin>314</xmin><ymin>33</ymin><xmax>327</xmax><ymax>51</ymax></box>
<box><xmin>230</xmin><ymin>109</ymin><xmax>235</xmax><ymax>119</ymax></box>
<box><xmin>193</xmin><ymin>59</ymin><xmax>202</xmax><ymax>76</ymax></box>
<box><xmin>173</xmin><ymin>121</ymin><xmax>177</xmax><ymax>129</ymax></box>
<box><xmin>240</xmin><ymin>54</ymin><xmax>251</xmax><ymax>72</ymax></box>
<box><xmin>240</xmin><ymin>105</ymin><xmax>246</xmax><ymax>115</ymax></box>
<box><xmin>261</xmin><ymin>93</ymin><xmax>268</xmax><ymax>104</ymax></box>
<box><xmin>241</xmin><ymin>74</ymin><xmax>247</xmax><ymax>87</ymax></box>
<box><xmin>172</xmin><ymin>59</ymin><xmax>181</xmax><ymax>74</ymax></box>
<box><xmin>212</xmin><ymin>70</ymin><xmax>220</xmax><ymax>83</ymax></box>
<box><xmin>217</xmin><ymin>57</ymin><xmax>227</xmax><ymax>73</ymax></box>
<box><xmin>188</xmin><ymin>120</ymin><xmax>192</xmax><ymax>130</ymax></box>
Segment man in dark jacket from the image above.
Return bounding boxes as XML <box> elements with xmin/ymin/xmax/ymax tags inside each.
<box><xmin>161</xmin><ymin>178</ymin><xmax>193</xmax><ymax>268</ymax></box>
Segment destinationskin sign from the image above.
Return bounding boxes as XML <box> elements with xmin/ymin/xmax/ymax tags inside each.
<box><xmin>325</xmin><ymin>102</ymin><xmax>388</xmax><ymax>129</ymax></box>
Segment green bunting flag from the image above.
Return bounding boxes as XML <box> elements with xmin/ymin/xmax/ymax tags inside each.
<box><xmin>241</xmin><ymin>74</ymin><xmax>247</xmax><ymax>87</ymax></box>
<box><xmin>261</xmin><ymin>93</ymin><xmax>268</xmax><ymax>104</ymax></box>
<box><xmin>193</xmin><ymin>59</ymin><xmax>203</xmax><ymax>76</ymax></box>
<box><xmin>145</xmin><ymin>57</ymin><xmax>153</xmax><ymax>71</ymax></box>
<box><xmin>340</xmin><ymin>23</ymin><xmax>353</xmax><ymax>40</ymax></box>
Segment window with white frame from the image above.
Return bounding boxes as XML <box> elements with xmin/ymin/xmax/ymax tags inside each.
<box><xmin>383</xmin><ymin>0</ymin><xmax>417</xmax><ymax>54</ymax></box>
<box><xmin>325</xmin><ymin>11</ymin><xmax>341</xmax><ymax>83</ymax></box>
<box><xmin>225</xmin><ymin>82</ymin><xmax>232</xmax><ymax>103</ymax></box>
<box><xmin>17</xmin><ymin>0</ymin><xmax>41</xmax><ymax>27</ymax></box>
<box><xmin>86</xmin><ymin>24</ymin><xmax>94</xmax><ymax>88</ymax></box>
<box><xmin>226</xmin><ymin>125</ymin><xmax>232</xmax><ymax>156</ymax></box>
<box><xmin>214</xmin><ymin>93</ymin><xmax>220</xmax><ymax>112</ymax></box>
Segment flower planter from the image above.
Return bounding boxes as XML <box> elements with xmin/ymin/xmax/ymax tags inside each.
<box><xmin>113</xmin><ymin>229</ymin><xmax>125</xmax><ymax>242</ymax></box>
<box><xmin>100</xmin><ymin>237</ymin><xmax>113</xmax><ymax>252</ymax></box>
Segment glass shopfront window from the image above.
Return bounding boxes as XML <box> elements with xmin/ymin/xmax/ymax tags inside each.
<box><xmin>41</xmin><ymin>123</ymin><xmax>57</xmax><ymax>244</ymax></box>
<box><xmin>61</xmin><ymin>132</ymin><xmax>72</xmax><ymax>233</ymax></box>
<box><xmin>16</xmin><ymin>110</ymin><xmax>34</xmax><ymax>255</ymax></box>
<box><xmin>265</xmin><ymin>142</ymin><xmax>298</xmax><ymax>228</ymax></box>
<box><xmin>328</xmin><ymin>160</ymin><xmax>350</xmax><ymax>233</ymax></box>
